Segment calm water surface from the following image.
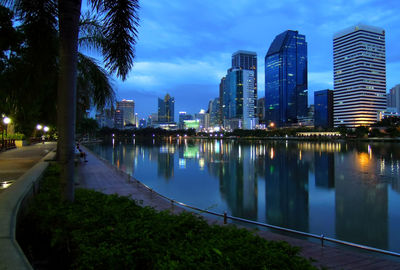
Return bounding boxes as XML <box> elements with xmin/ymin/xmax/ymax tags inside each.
<box><xmin>87</xmin><ymin>139</ymin><xmax>400</xmax><ymax>252</ymax></box>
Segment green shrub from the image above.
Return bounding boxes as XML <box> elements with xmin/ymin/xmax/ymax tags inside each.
<box><xmin>6</xmin><ymin>132</ymin><xmax>25</xmax><ymax>140</ymax></box>
<box><xmin>18</xmin><ymin>164</ymin><xmax>317</xmax><ymax>270</ymax></box>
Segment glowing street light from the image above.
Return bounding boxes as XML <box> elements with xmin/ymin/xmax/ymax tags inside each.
<box><xmin>3</xmin><ymin>117</ymin><xmax>11</xmax><ymax>125</ymax></box>
<box><xmin>43</xmin><ymin>126</ymin><xmax>49</xmax><ymax>132</ymax></box>
<box><xmin>36</xmin><ymin>124</ymin><xmax>43</xmax><ymax>130</ymax></box>
<box><xmin>2</xmin><ymin>116</ymin><xmax>11</xmax><ymax>139</ymax></box>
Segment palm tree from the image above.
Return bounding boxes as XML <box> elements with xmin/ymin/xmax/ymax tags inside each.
<box><xmin>0</xmin><ymin>5</ymin><xmax>116</xmax><ymax>137</ymax></box>
<box><xmin>3</xmin><ymin>0</ymin><xmax>140</xmax><ymax>201</ymax></box>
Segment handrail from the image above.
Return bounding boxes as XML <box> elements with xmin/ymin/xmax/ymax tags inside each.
<box><xmin>132</xmin><ymin>177</ymin><xmax>400</xmax><ymax>258</ymax></box>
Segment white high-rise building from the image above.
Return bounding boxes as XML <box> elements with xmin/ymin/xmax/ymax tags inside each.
<box><xmin>333</xmin><ymin>24</ymin><xmax>386</xmax><ymax>127</ymax></box>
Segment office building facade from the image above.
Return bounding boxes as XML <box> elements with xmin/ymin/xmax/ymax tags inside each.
<box><xmin>232</xmin><ymin>50</ymin><xmax>258</xmax><ymax>105</ymax></box>
<box><xmin>219</xmin><ymin>77</ymin><xmax>226</xmax><ymax>125</ymax></box>
<box><xmin>208</xmin><ymin>98</ymin><xmax>220</xmax><ymax>128</ymax></box>
<box><xmin>114</xmin><ymin>99</ymin><xmax>135</xmax><ymax>129</ymax></box>
<box><xmin>221</xmin><ymin>50</ymin><xmax>258</xmax><ymax>130</ymax></box>
<box><xmin>224</xmin><ymin>68</ymin><xmax>257</xmax><ymax>129</ymax></box>
<box><xmin>333</xmin><ymin>24</ymin><xmax>386</xmax><ymax>127</ymax></box>
<box><xmin>178</xmin><ymin>112</ymin><xmax>193</xmax><ymax>129</ymax></box>
<box><xmin>314</xmin><ymin>89</ymin><xmax>334</xmax><ymax>128</ymax></box>
<box><xmin>265</xmin><ymin>30</ymin><xmax>308</xmax><ymax>127</ymax></box>
<box><xmin>387</xmin><ymin>84</ymin><xmax>400</xmax><ymax>113</ymax></box>
<box><xmin>158</xmin><ymin>94</ymin><xmax>175</xmax><ymax>123</ymax></box>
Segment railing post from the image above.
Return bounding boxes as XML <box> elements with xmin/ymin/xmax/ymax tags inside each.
<box><xmin>320</xmin><ymin>234</ymin><xmax>325</xmax><ymax>247</ymax></box>
<box><xmin>224</xmin><ymin>212</ymin><xmax>227</xmax><ymax>224</ymax></box>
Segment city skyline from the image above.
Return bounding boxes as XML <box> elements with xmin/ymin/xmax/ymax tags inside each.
<box><xmin>101</xmin><ymin>0</ymin><xmax>400</xmax><ymax>119</ymax></box>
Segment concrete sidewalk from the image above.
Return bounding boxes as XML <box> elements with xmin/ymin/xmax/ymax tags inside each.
<box><xmin>79</xmin><ymin>145</ymin><xmax>400</xmax><ymax>270</ymax></box>
<box><xmin>0</xmin><ymin>142</ymin><xmax>56</xmax><ymax>270</ymax></box>
<box><xmin>0</xmin><ymin>142</ymin><xmax>56</xmax><ymax>193</ymax></box>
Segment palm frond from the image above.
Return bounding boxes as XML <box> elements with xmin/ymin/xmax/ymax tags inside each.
<box><xmin>89</xmin><ymin>0</ymin><xmax>139</xmax><ymax>80</ymax></box>
<box><xmin>78</xmin><ymin>11</ymin><xmax>104</xmax><ymax>51</ymax></box>
<box><xmin>77</xmin><ymin>52</ymin><xmax>115</xmax><ymax>109</ymax></box>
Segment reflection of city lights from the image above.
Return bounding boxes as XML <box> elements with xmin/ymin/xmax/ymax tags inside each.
<box><xmin>380</xmin><ymin>159</ymin><xmax>385</xmax><ymax>174</ymax></box>
<box><xmin>357</xmin><ymin>152</ymin><xmax>370</xmax><ymax>168</ymax></box>
<box><xmin>368</xmin><ymin>145</ymin><xmax>372</xmax><ymax>160</ymax></box>
<box><xmin>299</xmin><ymin>150</ymin><xmax>302</xmax><ymax>160</ymax></box>
<box><xmin>199</xmin><ymin>158</ymin><xmax>205</xmax><ymax>169</ymax></box>
<box><xmin>270</xmin><ymin>148</ymin><xmax>274</xmax><ymax>159</ymax></box>
<box><xmin>179</xmin><ymin>158</ymin><xmax>186</xmax><ymax>169</ymax></box>
<box><xmin>215</xmin><ymin>141</ymin><xmax>220</xmax><ymax>154</ymax></box>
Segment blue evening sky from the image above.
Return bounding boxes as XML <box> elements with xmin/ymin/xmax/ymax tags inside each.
<box><xmin>107</xmin><ymin>0</ymin><xmax>400</xmax><ymax>120</ymax></box>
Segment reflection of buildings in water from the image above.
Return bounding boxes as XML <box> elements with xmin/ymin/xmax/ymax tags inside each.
<box><xmin>390</xmin><ymin>160</ymin><xmax>400</xmax><ymax>193</ymax></box>
<box><xmin>335</xmin><ymin>150</ymin><xmax>388</xmax><ymax>249</ymax></box>
<box><xmin>265</xmin><ymin>147</ymin><xmax>309</xmax><ymax>232</ymax></box>
<box><xmin>217</xmin><ymin>144</ymin><xmax>258</xmax><ymax>220</ymax></box>
<box><xmin>297</xmin><ymin>142</ymin><xmax>341</xmax><ymax>153</ymax></box>
<box><xmin>157</xmin><ymin>146</ymin><xmax>175</xmax><ymax>180</ymax></box>
<box><xmin>242</xmin><ymin>147</ymin><xmax>257</xmax><ymax>219</ymax></box>
<box><xmin>315</xmin><ymin>152</ymin><xmax>335</xmax><ymax>189</ymax></box>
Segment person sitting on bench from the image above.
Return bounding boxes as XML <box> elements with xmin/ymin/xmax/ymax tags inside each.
<box><xmin>76</xmin><ymin>143</ymin><xmax>88</xmax><ymax>162</ymax></box>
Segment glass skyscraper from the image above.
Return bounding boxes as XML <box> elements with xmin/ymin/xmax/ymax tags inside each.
<box><xmin>221</xmin><ymin>51</ymin><xmax>258</xmax><ymax>130</ymax></box>
<box><xmin>265</xmin><ymin>30</ymin><xmax>308</xmax><ymax>127</ymax></box>
<box><xmin>158</xmin><ymin>94</ymin><xmax>175</xmax><ymax>123</ymax></box>
<box><xmin>333</xmin><ymin>24</ymin><xmax>386</xmax><ymax>127</ymax></box>
<box><xmin>314</xmin><ymin>89</ymin><xmax>334</xmax><ymax>128</ymax></box>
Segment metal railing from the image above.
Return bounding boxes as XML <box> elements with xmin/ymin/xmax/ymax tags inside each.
<box><xmin>128</xmin><ymin>176</ymin><xmax>400</xmax><ymax>259</ymax></box>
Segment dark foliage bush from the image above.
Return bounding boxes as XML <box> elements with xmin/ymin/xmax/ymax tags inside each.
<box><xmin>18</xmin><ymin>164</ymin><xmax>317</xmax><ymax>270</ymax></box>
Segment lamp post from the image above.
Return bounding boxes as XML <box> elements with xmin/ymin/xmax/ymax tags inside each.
<box><xmin>2</xmin><ymin>116</ymin><xmax>11</xmax><ymax>150</ymax></box>
<box><xmin>42</xmin><ymin>126</ymin><xmax>49</xmax><ymax>144</ymax></box>
<box><xmin>3</xmin><ymin>117</ymin><xmax>10</xmax><ymax>137</ymax></box>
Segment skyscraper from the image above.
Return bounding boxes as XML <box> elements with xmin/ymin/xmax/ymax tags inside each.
<box><xmin>219</xmin><ymin>77</ymin><xmax>226</xmax><ymax>125</ymax></box>
<box><xmin>115</xmin><ymin>99</ymin><xmax>135</xmax><ymax>129</ymax></box>
<box><xmin>333</xmin><ymin>24</ymin><xmax>386</xmax><ymax>127</ymax></box>
<box><xmin>232</xmin><ymin>50</ymin><xmax>258</xmax><ymax>103</ymax></box>
<box><xmin>314</xmin><ymin>89</ymin><xmax>334</xmax><ymax>128</ymax></box>
<box><xmin>387</xmin><ymin>84</ymin><xmax>400</xmax><ymax>113</ymax></box>
<box><xmin>225</xmin><ymin>68</ymin><xmax>257</xmax><ymax>129</ymax></box>
<box><xmin>158</xmin><ymin>94</ymin><xmax>175</xmax><ymax>123</ymax></box>
<box><xmin>208</xmin><ymin>98</ymin><xmax>220</xmax><ymax>128</ymax></box>
<box><xmin>265</xmin><ymin>30</ymin><xmax>308</xmax><ymax>127</ymax></box>
<box><xmin>222</xmin><ymin>51</ymin><xmax>258</xmax><ymax>130</ymax></box>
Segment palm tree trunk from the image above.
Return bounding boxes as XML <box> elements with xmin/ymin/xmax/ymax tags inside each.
<box><xmin>57</xmin><ymin>0</ymin><xmax>82</xmax><ymax>202</ymax></box>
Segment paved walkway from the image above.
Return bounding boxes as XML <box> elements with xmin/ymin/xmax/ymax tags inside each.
<box><xmin>79</xmin><ymin>145</ymin><xmax>400</xmax><ymax>270</ymax></box>
<box><xmin>0</xmin><ymin>142</ymin><xmax>56</xmax><ymax>194</ymax></box>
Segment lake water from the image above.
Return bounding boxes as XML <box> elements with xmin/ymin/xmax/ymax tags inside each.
<box><xmin>87</xmin><ymin>139</ymin><xmax>400</xmax><ymax>252</ymax></box>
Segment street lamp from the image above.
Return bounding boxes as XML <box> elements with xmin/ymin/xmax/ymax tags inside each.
<box><xmin>36</xmin><ymin>124</ymin><xmax>43</xmax><ymax>130</ymax></box>
<box><xmin>43</xmin><ymin>126</ymin><xmax>49</xmax><ymax>132</ymax></box>
<box><xmin>3</xmin><ymin>117</ymin><xmax>11</xmax><ymax>137</ymax></box>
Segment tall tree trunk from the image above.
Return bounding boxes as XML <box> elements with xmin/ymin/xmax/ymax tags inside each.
<box><xmin>57</xmin><ymin>0</ymin><xmax>82</xmax><ymax>202</ymax></box>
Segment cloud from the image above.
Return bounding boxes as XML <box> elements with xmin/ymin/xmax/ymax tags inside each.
<box><xmin>125</xmin><ymin>58</ymin><xmax>228</xmax><ymax>90</ymax></box>
<box><xmin>109</xmin><ymin>0</ymin><xmax>400</xmax><ymax>118</ymax></box>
